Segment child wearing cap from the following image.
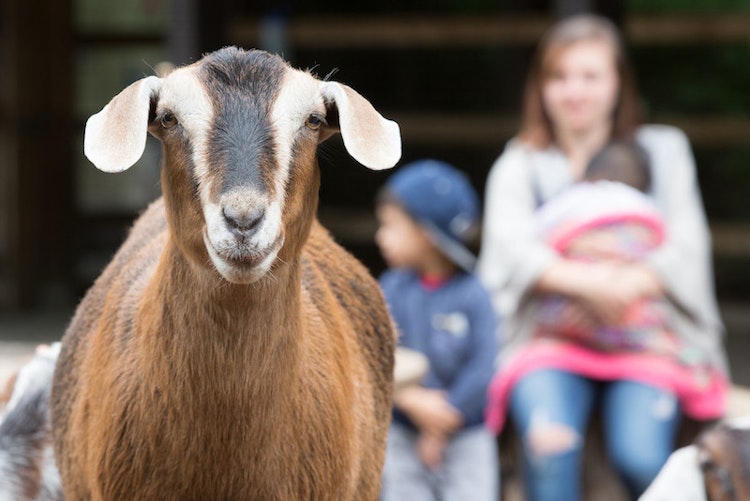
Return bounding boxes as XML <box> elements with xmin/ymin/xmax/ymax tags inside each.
<box><xmin>375</xmin><ymin>159</ymin><xmax>500</xmax><ymax>501</ymax></box>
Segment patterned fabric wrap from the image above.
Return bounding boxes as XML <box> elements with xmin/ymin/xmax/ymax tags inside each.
<box><xmin>537</xmin><ymin>212</ymin><xmax>699</xmax><ymax>365</ymax></box>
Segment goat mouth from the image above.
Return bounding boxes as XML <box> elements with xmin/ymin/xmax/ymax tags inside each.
<box><xmin>222</xmin><ymin>250</ymin><xmax>268</xmax><ymax>267</ymax></box>
<box><xmin>206</xmin><ymin>233</ymin><xmax>284</xmax><ymax>270</ymax></box>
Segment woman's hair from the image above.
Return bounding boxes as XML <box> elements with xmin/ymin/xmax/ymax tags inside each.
<box><xmin>517</xmin><ymin>14</ymin><xmax>643</xmax><ymax>148</ymax></box>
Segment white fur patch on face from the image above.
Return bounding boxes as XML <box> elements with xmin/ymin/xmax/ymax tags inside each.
<box><xmin>189</xmin><ymin>66</ymin><xmax>324</xmax><ymax>284</ymax></box>
<box><xmin>203</xmin><ymin>185</ymin><xmax>285</xmax><ymax>284</ymax></box>
<box><xmin>203</xmin><ymin>230</ymin><xmax>283</xmax><ymax>284</ymax></box>
<box><xmin>271</xmin><ymin>68</ymin><xmax>326</xmax><ymax>198</ymax></box>
<box><xmin>202</xmin><ymin>68</ymin><xmax>321</xmax><ymax>284</ymax></box>
<box><xmin>157</xmin><ymin>66</ymin><xmax>215</xmax><ymax>196</ymax></box>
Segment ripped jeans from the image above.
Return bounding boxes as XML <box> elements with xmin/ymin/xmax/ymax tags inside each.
<box><xmin>509</xmin><ymin>369</ymin><xmax>681</xmax><ymax>501</ymax></box>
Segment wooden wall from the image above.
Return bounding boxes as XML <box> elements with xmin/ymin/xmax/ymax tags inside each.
<box><xmin>0</xmin><ymin>0</ymin><xmax>73</xmax><ymax>309</ymax></box>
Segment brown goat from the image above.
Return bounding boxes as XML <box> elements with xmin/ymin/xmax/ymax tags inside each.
<box><xmin>696</xmin><ymin>419</ymin><xmax>750</xmax><ymax>501</ymax></box>
<box><xmin>50</xmin><ymin>47</ymin><xmax>400</xmax><ymax>500</ymax></box>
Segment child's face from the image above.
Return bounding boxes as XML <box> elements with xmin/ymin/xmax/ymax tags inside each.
<box><xmin>375</xmin><ymin>204</ymin><xmax>435</xmax><ymax>271</ymax></box>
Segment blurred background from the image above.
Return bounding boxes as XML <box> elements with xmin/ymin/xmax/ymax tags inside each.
<box><xmin>1</xmin><ymin>0</ymin><xmax>749</xmax><ymax>383</ymax></box>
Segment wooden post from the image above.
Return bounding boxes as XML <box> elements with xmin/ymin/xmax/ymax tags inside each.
<box><xmin>0</xmin><ymin>0</ymin><xmax>73</xmax><ymax>309</ymax></box>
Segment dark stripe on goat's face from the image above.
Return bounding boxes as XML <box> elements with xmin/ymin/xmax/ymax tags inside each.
<box><xmin>200</xmin><ymin>48</ymin><xmax>287</xmax><ymax>199</ymax></box>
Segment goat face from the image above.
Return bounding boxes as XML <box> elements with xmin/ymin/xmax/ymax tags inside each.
<box><xmin>83</xmin><ymin>47</ymin><xmax>401</xmax><ymax>284</ymax></box>
<box><xmin>153</xmin><ymin>49</ymin><xmax>306</xmax><ymax>284</ymax></box>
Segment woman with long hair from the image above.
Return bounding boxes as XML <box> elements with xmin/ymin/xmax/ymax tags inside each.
<box><xmin>478</xmin><ymin>14</ymin><xmax>728</xmax><ymax>500</ymax></box>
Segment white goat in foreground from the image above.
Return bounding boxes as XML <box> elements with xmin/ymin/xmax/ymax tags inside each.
<box><xmin>50</xmin><ymin>47</ymin><xmax>400</xmax><ymax>500</ymax></box>
<box><xmin>0</xmin><ymin>344</ymin><xmax>62</xmax><ymax>501</ymax></box>
<box><xmin>641</xmin><ymin>417</ymin><xmax>750</xmax><ymax>501</ymax></box>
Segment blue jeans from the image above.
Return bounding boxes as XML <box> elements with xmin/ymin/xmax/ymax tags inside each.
<box><xmin>509</xmin><ymin>369</ymin><xmax>681</xmax><ymax>501</ymax></box>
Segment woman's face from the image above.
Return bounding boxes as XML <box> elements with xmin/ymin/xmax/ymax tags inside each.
<box><xmin>541</xmin><ymin>40</ymin><xmax>620</xmax><ymax>137</ymax></box>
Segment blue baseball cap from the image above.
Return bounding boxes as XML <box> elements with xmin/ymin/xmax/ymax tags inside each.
<box><xmin>384</xmin><ymin>159</ymin><xmax>480</xmax><ymax>272</ymax></box>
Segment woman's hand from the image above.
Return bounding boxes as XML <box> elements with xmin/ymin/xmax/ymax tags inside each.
<box><xmin>537</xmin><ymin>260</ymin><xmax>664</xmax><ymax>325</ymax></box>
<box><xmin>575</xmin><ymin>263</ymin><xmax>640</xmax><ymax>324</ymax></box>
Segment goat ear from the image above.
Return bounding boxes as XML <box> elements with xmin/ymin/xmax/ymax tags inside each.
<box><xmin>320</xmin><ymin>82</ymin><xmax>401</xmax><ymax>170</ymax></box>
<box><xmin>84</xmin><ymin>76</ymin><xmax>162</xmax><ymax>173</ymax></box>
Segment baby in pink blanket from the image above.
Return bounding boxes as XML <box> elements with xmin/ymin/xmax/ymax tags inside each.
<box><xmin>535</xmin><ymin>140</ymin><xmax>684</xmax><ymax>360</ymax></box>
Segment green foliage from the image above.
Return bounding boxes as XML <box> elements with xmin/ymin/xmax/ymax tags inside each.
<box><xmin>75</xmin><ymin>0</ymin><xmax>166</xmax><ymax>33</ymax></box>
<box><xmin>634</xmin><ymin>45</ymin><xmax>750</xmax><ymax>116</ymax></box>
<box><xmin>696</xmin><ymin>148</ymin><xmax>750</xmax><ymax>221</ymax></box>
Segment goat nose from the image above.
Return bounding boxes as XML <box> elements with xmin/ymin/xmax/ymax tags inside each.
<box><xmin>222</xmin><ymin>205</ymin><xmax>265</xmax><ymax>237</ymax></box>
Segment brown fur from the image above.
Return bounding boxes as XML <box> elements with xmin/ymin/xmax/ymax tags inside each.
<box><xmin>50</xmin><ymin>49</ymin><xmax>395</xmax><ymax>500</ymax></box>
<box><xmin>697</xmin><ymin>423</ymin><xmax>750</xmax><ymax>501</ymax></box>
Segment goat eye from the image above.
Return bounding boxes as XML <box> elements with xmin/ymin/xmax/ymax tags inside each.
<box><xmin>160</xmin><ymin>112</ymin><xmax>178</xmax><ymax>129</ymax></box>
<box><xmin>305</xmin><ymin>113</ymin><xmax>326</xmax><ymax>131</ymax></box>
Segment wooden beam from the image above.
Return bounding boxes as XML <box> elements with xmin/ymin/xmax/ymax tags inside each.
<box><xmin>657</xmin><ymin>116</ymin><xmax>750</xmax><ymax>148</ymax></box>
<box><xmin>388</xmin><ymin>112</ymin><xmax>519</xmax><ymax>147</ymax></box>
<box><xmin>627</xmin><ymin>14</ymin><xmax>750</xmax><ymax>45</ymax></box>
<box><xmin>230</xmin><ymin>15</ymin><xmax>548</xmax><ymax>49</ymax></box>
<box><xmin>712</xmin><ymin>224</ymin><xmax>750</xmax><ymax>258</ymax></box>
<box><xmin>229</xmin><ymin>14</ymin><xmax>750</xmax><ymax>50</ymax></box>
<box><xmin>386</xmin><ymin>112</ymin><xmax>750</xmax><ymax>148</ymax></box>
